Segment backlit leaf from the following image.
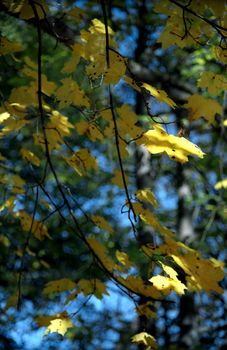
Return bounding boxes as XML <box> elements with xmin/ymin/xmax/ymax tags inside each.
<box><xmin>45</xmin><ymin>317</ymin><xmax>73</xmax><ymax>336</ymax></box>
<box><xmin>136</xmin><ymin>124</ymin><xmax>205</xmax><ymax>163</ymax></box>
<box><xmin>131</xmin><ymin>332</ymin><xmax>157</xmax><ymax>349</ymax></box>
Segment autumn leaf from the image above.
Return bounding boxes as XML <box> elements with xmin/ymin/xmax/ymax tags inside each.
<box><xmin>0</xmin><ymin>36</ymin><xmax>23</xmax><ymax>55</ymax></box>
<box><xmin>78</xmin><ymin>279</ymin><xmax>109</xmax><ymax>299</ymax></box>
<box><xmin>43</xmin><ymin>279</ymin><xmax>76</xmax><ymax>296</ymax></box>
<box><xmin>149</xmin><ymin>263</ymin><xmax>187</xmax><ymax>295</ymax></box>
<box><xmin>87</xmin><ymin>236</ymin><xmax>119</xmax><ymax>272</ymax></box>
<box><xmin>214</xmin><ymin>179</ymin><xmax>227</xmax><ymax>190</ymax></box>
<box><xmin>65</xmin><ymin>149</ymin><xmax>98</xmax><ymax>176</ymax></box>
<box><xmin>20</xmin><ymin>148</ymin><xmax>40</xmax><ymax>166</ymax></box>
<box><xmin>142</xmin><ymin>83</ymin><xmax>177</xmax><ymax>109</ymax></box>
<box><xmin>17</xmin><ymin>210</ymin><xmax>51</xmax><ymax>240</ymax></box>
<box><xmin>184</xmin><ymin>94</ymin><xmax>222</xmax><ymax>124</ymax></box>
<box><xmin>197</xmin><ymin>71</ymin><xmax>227</xmax><ymax>96</ymax></box>
<box><xmin>136</xmin><ymin>124</ymin><xmax>205</xmax><ymax>163</ymax></box>
<box><xmin>111</xmin><ymin>169</ymin><xmax>129</xmax><ymax>188</ymax></box>
<box><xmin>91</xmin><ymin>215</ymin><xmax>113</xmax><ymax>234</ymax></box>
<box><xmin>131</xmin><ymin>332</ymin><xmax>157</xmax><ymax>349</ymax></box>
<box><xmin>55</xmin><ymin>78</ymin><xmax>90</xmax><ymax>108</ymax></box>
<box><xmin>116</xmin><ymin>250</ymin><xmax>133</xmax><ymax>268</ymax></box>
<box><xmin>136</xmin><ymin>189</ymin><xmax>159</xmax><ymax>208</ymax></box>
<box><xmin>45</xmin><ymin>316</ymin><xmax>73</xmax><ymax>336</ymax></box>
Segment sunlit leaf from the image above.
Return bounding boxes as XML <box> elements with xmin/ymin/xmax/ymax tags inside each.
<box><xmin>45</xmin><ymin>316</ymin><xmax>73</xmax><ymax>336</ymax></box>
<box><xmin>131</xmin><ymin>332</ymin><xmax>157</xmax><ymax>349</ymax></box>
<box><xmin>136</xmin><ymin>124</ymin><xmax>205</xmax><ymax>163</ymax></box>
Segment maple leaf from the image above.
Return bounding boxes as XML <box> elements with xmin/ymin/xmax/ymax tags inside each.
<box><xmin>78</xmin><ymin>279</ymin><xmax>109</xmax><ymax>299</ymax></box>
<box><xmin>17</xmin><ymin>210</ymin><xmax>51</xmax><ymax>240</ymax></box>
<box><xmin>65</xmin><ymin>149</ymin><xmax>98</xmax><ymax>176</ymax></box>
<box><xmin>75</xmin><ymin>120</ymin><xmax>104</xmax><ymax>142</ymax></box>
<box><xmin>131</xmin><ymin>332</ymin><xmax>157</xmax><ymax>349</ymax></box>
<box><xmin>142</xmin><ymin>83</ymin><xmax>177</xmax><ymax>109</ymax></box>
<box><xmin>55</xmin><ymin>78</ymin><xmax>90</xmax><ymax>109</ymax></box>
<box><xmin>87</xmin><ymin>236</ymin><xmax>119</xmax><ymax>272</ymax></box>
<box><xmin>132</xmin><ymin>202</ymin><xmax>175</xmax><ymax>237</ymax></box>
<box><xmin>20</xmin><ymin>148</ymin><xmax>40</xmax><ymax>166</ymax></box>
<box><xmin>66</xmin><ymin>7</ymin><xmax>85</xmax><ymax>21</ymax></box>
<box><xmin>136</xmin><ymin>302</ymin><xmax>156</xmax><ymax>319</ymax></box>
<box><xmin>19</xmin><ymin>0</ymin><xmax>49</xmax><ymax>20</ymax></box>
<box><xmin>146</xmin><ymin>236</ymin><xmax>225</xmax><ymax>294</ymax></box>
<box><xmin>214</xmin><ymin>179</ymin><xmax>227</xmax><ymax>190</ymax></box>
<box><xmin>184</xmin><ymin>94</ymin><xmax>222</xmax><ymax>124</ymax></box>
<box><xmin>149</xmin><ymin>263</ymin><xmax>187</xmax><ymax>295</ymax></box>
<box><xmin>43</xmin><ymin>279</ymin><xmax>76</xmax><ymax>296</ymax></box>
<box><xmin>0</xmin><ymin>36</ymin><xmax>23</xmax><ymax>55</ymax></box>
<box><xmin>136</xmin><ymin>124</ymin><xmax>205</xmax><ymax>163</ymax></box>
<box><xmin>116</xmin><ymin>275</ymin><xmax>162</xmax><ymax>299</ymax></box>
<box><xmin>45</xmin><ymin>317</ymin><xmax>73</xmax><ymax>336</ymax></box>
<box><xmin>0</xmin><ymin>196</ymin><xmax>16</xmax><ymax>213</ymax></box>
<box><xmin>111</xmin><ymin>169</ymin><xmax>129</xmax><ymax>189</ymax></box>
<box><xmin>63</xmin><ymin>43</ymin><xmax>85</xmax><ymax>73</ymax></box>
<box><xmin>116</xmin><ymin>250</ymin><xmax>133</xmax><ymax>268</ymax></box>
<box><xmin>91</xmin><ymin>215</ymin><xmax>113</xmax><ymax>234</ymax></box>
<box><xmin>197</xmin><ymin>71</ymin><xmax>227</xmax><ymax>96</ymax></box>
<box><xmin>136</xmin><ymin>188</ymin><xmax>159</xmax><ymax>208</ymax></box>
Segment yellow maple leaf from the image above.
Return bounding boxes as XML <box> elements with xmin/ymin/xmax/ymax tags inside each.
<box><xmin>20</xmin><ymin>148</ymin><xmax>40</xmax><ymax>166</ymax></box>
<box><xmin>131</xmin><ymin>332</ymin><xmax>157</xmax><ymax>349</ymax></box>
<box><xmin>142</xmin><ymin>83</ymin><xmax>177</xmax><ymax>109</ymax></box>
<box><xmin>104</xmin><ymin>51</ymin><xmax>127</xmax><ymax>85</ymax></box>
<box><xmin>91</xmin><ymin>215</ymin><xmax>113</xmax><ymax>234</ymax></box>
<box><xmin>124</xmin><ymin>76</ymin><xmax>141</xmax><ymax>92</ymax></box>
<box><xmin>17</xmin><ymin>210</ymin><xmax>51</xmax><ymax>240</ymax></box>
<box><xmin>214</xmin><ymin>179</ymin><xmax>227</xmax><ymax>190</ymax></box>
<box><xmin>136</xmin><ymin>302</ymin><xmax>156</xmax><ymax>319</ymax></box>
<box><xmin>184</xmin><ymin>94</ymin><xmax>222</xmax><ymax>123</ymax></box>
<box><xmin>89</xmin><ymin>18</ymin><xmax>114</xmax><ymax>35</ymax></box>
<box><xmin>75</xmin><ymin>120</ymin><xmax>104</xmax><ymax>142</ymax></box>
<box><xmin>116</xmin><ymin>275</ymin><xmax>162</xmax><ymax>299</ymax></box>
<box><xmin>55</xmin><ymin>78</ymin><xmax>90</xmax><ymax>109</ymax></box>
<box><xmin>111</xmin><ymin>170</ymin><xmax>129</xmax><ymax>189</ymax></box>
<box><xmin>65</xmin><ymin>148</ymin><xmax>98</xmax><ymax>176</ymax></box>
<box><xmin>45</xmin><ymin>317</ymin><xmax>73</xmax><ymax>336</ymax></box>
<box><xmin>19</xmin><ymin>0</ymin><xmax>49</xmax><ymax>20</ymax></box>
<box><xmin>136</xmin><ymin>189</ymin><xmax>159</xmax><ymax>208</ymax></box>
<box><xmin>66</xmin><ymin>7</ymin><xmax>84</xmax><ymax>21</ymax></box>
<box><xmin>0</xmin><ymin>196</ymin><xmax>15</xmax><ymax>213</ymax></box>
<box><xmin>0</xmin><ymin>111</ymin><xmax>10</xmax><ymax>123</ymax></box>
<box><xmin>173</xmin><ymin>253</ymin><xmax>225</xmax><ymax>294</ymax></box>
<box><xmin>149</xmin><ymin>274</ymin><xmax>186</xmax><ymax>295</ymax></box>
<box><xmin>78</xmin><ymin>279</ymin><xmax>109</xmax><ymax>299</ymax></box>
<box><xmin>0</xmin><ymin>113</ymin><xmax>28</xmax><ymax>136</ymax></box>
<box><xmin>136</xmin><ymin>124</ymin><xmax>205</xmax><ymax>163</ymax></box>
<box><xmin>63</xmin><ymin>43</ymin><xmax>85</xmax><ymax>73</ymax></box>
<box><xmin>0</xmin><ymin>234</ymin><xmax>10</xmax><ymax>247</ymax></box>
<box><xmin>214</xmin><ymin>46</ymin><xmax>227</xmax><ymax>64</ymax></box>
<box><xmin>149</xmin><ymin>262</ymin><xmax>187</xmax><ymax>295</ymax></box>
<box><xmin>87</xmin><ymin>236</ymin><xmax>118</xmax><ymax>272</ymax></box>
<box><xmin>116</xmin><ymin>250</ymin><xmax>133</xmax><ymax>268</ymax></box>
<box><xmin>117</xmin><ymin>104</ymin><xmax>143</xmax><ymax>139</ymax></box>
<box><xmin>12</xmin><ymin>175</ymin><xmax>25</xmax><ymax>194</ymax></box>
<box><xmin>149</xmin><ymin>236</ymin><xmax>225</xmax><ymax>294</ymax></box>
<box><xmin>43</xmin><ymin>279</ymin><xmax>76</xmax><ymax>295</ymax></box>
<box><xmin>132</xmin><ymin>202</ymin><xmax>175</xmax><ymax>237</ymax></box>
<box><xmin>0</xmin><ymin>36</ymin><xmax>23</xmax><ymax>55</ymax></box>
<box><xmin>197</xmin><ymin>71</ymin><xmax>227</xmax><ymax>96</ymax></box>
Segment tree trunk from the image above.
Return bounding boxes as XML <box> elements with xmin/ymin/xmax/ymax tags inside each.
<box><xmin>175</xmin><ymin>110</ymin><xmax>199</xmax><ymax>348</ymax></box>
